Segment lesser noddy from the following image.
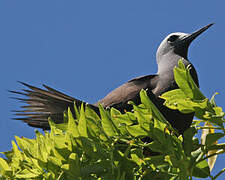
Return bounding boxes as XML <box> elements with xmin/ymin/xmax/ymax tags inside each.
<box><xmin>11</xmin><ymin>23</ymin><xmax>213</xmax><ymax>134</ymax></box>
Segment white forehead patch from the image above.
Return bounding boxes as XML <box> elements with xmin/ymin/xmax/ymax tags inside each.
<box><xmin>166</xmin><ymin>32</ymin><xmax>190</xmax><ymax>41</ymax></box>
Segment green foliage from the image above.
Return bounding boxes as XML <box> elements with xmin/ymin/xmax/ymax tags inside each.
<box><xmin>0</xmin><ymin>59</ymin><xmax>225</xmax><ymax>179</ymax></box>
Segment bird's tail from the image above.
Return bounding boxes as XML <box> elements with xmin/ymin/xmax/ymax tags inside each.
<box><xmin>10</xmin><ymin>82</ymin><xmax>99</xmax><ymax>130</ymax></box>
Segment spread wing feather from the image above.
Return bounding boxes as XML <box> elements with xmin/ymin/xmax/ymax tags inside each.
<box><xmin>11</xmin><ymin>75</ymin><xmax>158</xmax><ymax>130</ymax></box>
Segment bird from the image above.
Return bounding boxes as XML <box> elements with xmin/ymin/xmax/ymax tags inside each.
<box><xmin>11</xmin><ymin>23</ymin><xmax>213</xmax><ymax>134</ymax></box>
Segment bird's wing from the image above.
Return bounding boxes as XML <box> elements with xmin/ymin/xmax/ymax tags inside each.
<box><xmin>10</xmin><ymin>82</ymin><xmax>98</xmax><ymax>130</ymax></box>
<box><xmin>10</xmin><ymin>75</ymin><xmax>158</xmax><ymax>129</ymax></box>
<box><xmin>98</xmin><ymin>74</ymin><xmax>159</xmax><ymax>109</ymax></box>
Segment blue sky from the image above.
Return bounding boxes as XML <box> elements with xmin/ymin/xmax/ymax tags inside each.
<box><xmin>0</xmin><ymin>1</ymin><xmax>225</xmax><ymax>178</ymax></box>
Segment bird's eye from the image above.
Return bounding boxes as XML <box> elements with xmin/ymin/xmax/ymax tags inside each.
<box><xmin>167</xmin><ymin>35</ymin><xmax>178</xmax><ymax>43</ymax></box>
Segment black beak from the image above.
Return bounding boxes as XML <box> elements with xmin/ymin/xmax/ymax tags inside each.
<box><xmin>184</xmin><ymin>23</ymin><xmax>214</xmax><ymax>44</ymax></box>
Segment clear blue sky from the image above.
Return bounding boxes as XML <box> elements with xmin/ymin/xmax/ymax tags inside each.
<box><xmin>0</xmin><ymin>1</ymin><xmax>224</xmax><ymax>178</ymax></box>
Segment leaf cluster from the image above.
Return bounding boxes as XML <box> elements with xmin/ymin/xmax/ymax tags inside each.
<box><xmin>0</xmin><ymin>60</ymin><xmax>225</xmax><ymax>179</ymax></box>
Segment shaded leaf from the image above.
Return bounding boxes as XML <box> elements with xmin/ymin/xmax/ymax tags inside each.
<box><xmin>192</xmin><ymin>160</ymin><xmax>210</xmax><ymax>178</ymax></box>
<box><xmin>153</xmin><ymin>118</ymin><xmax>166</xmax><ymax>144</ymax></box>
<box><xmin>205</xmin><ymin>133</ymin><xmax>224</xmax><ymax>147</ymax></box>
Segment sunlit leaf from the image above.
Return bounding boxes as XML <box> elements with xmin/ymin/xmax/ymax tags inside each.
<box><xmin>67</xmin><ymin>107</ymin><xmax>80</xmax><ymax>137</ymax></box>
<box><xmin>126</xmin><ymin>125</ymin><xmax>148</xmax><ymax>136</ymax></box>
<box><xmin>99</xmin><ymin>103</ymin><xmax>117</xmax><ymax>136</ymax></box>
<box><xmin>78</xmin><ymin>104</ymin><xmax>88</xmax><ymax>137</ymax></box>
<box><xmin>0</xmin><ymin>158</ymin><xmax>11</xmax><ymax>172</ymax></box>
<box><xmin>1</xmin><ymin>61</ymin><xmax>225</xmax><ymax>179</ymax></box>
<box><xmin>140</xmin><ymin>89</ymin><xmax>170</xmax><ymax>126</ymax></box>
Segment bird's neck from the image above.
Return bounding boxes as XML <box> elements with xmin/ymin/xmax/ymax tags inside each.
<box><xmin>157</xmin><ymin>52</ymin><xmax>190</xmax><ymax>74</ymax></box>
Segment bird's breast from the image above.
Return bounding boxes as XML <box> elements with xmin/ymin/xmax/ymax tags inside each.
<box><xmin>152</xmin><ymin>72</ymin><xmax>177</xmax><ymax>97</ymax></box>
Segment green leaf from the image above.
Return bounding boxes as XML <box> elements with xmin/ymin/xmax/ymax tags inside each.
<box><xmin>110</xmin><ymin>107</ymin><xmax>123</xmax><ymax>128</ymax></box>
<box><xmin>174</xmin><ymin>59</ymin><xmax>205</xmax><ymax>100</ymax></box>
<box><xmin>85</xmin><ymin>105</ymin><xmax>108</xmax><ymax>140</ymax></box>
<box><xmin>161</xmin><ymin>89</ymin><xmax>186</xmax><ymax>101</ymax></box>
<box><xmin>210</xmin><ymin>92</ymin><xmax>218</xmax><ymax>107</ymax></box>
<box><xmin>64</xmin><ymin>153</ymin><xmax>81</xmax><ymax>179</ymax></box>
<box><xmin>110</xmin><ymin>108</ymin><xmax>129</xmax><ymax>135</ymax></box>
<box><xmin>134</xmin><ymin>110</ymin><xmax>152</xmax><ymax>132</ymax></box>
<box><xmin>183</xmin><ymin>127</ymin><xmax>197</xmax><ymax>156</ymax></box>
<box><xmin>153</xmin><ymin>118</ymin><xmax>166</xmax><ymax>144</ymax></box>
<box><xmin>112</xmin><ymin>113</ymin><xmax>134</xmax><ymax>126</ymax></box>
<box><xmin>15</xmin><ymin>136</ymin><xmax>37</xmax><ymax>158</ymax></box>
<box><xmin>140</xmin><ymin>89</ymin><xmax>170</xmax><ymax>126</ymax></box>
<box><xmin>191</xmin><ymin>147</ymin><xmax>202</xmax><ymax>162</ymax></box>
<box><xmin>174</xmin><ymin>63</ymin><xmax>193</xmax><ymax>98</ymax></box>
<box><xmin>205</xmin><ymin>133</ymin><xmax>225</xmax><ymax>147</ymax></box>
<box><xmin>49</xmin><ymin>118</ymin><xmax>64</xmax><ymax>135</ymax></box>
<box><xmin>85</xmin><ymin>105</ymin><xmax>101</xmax><ymax>122</ymax></box>
<box><xmin>147</xmin><ymin>141</ymin><xmax>164</xmax><ymax>153</ymax></box>
<box><xmin>1</xmin><ymin>68</ymin><xmax>225</xmax><ymax>180</ymax></box>
<box><xmin>67</xmin><ymin>107</ymin><xmax>80</xmax><ymax>137</ymax></box>
<box><xmin>192</xmin><ymin>160</ymin><xmax>210</xmax><ymax>178</ymax></box>
<box><xmin>130</xmin><ymin>149</ymin><xmax>144</xmax><ymax>166</ymax></box>
<box><xmin>161</xmin><ymin>89</ymin><xmax>208</xmax><ymax>114</ymax></box>
<box><xmin>78</xmin><ymin>104</ymin><xmax>88</xmax><ymax>137</ymax></box>
<box><xmin>74</xmin><ymin>101</ymin><xmax>80</xmax><ymax>119</ymax></box>
<box><xmin>213</xmin><ymin>107</ymin><xmax>225</xmax><ymax>118</ymax></box>
<box><xmin>12</xmin><ymin>140</ymin><xmax>23</xmax><ymax>161</ymax></box>
<box><xmin>0</xmin><ymin>158</ymin><xmax>11</xmax><ymax>172</ymax></box>
<box><xmin>126</xmin><ymin>125</ymin><xmax>148</xmax><ymax>136</ymax></box>
<box><xmin>15</xmin><ymin>169</ymin><xmax>40</xmax><ymax>178</ymax></box>
<box><xmin>36</xmin><ymin>131</ymin><xmax>49</xmax><ymax>162</ymax></box>
<box><xmin>48</xmin><ymin>155</ymin><xmax>63</xmax><ymax>167</ymax></box>
<box><xmin>99</xmin><ymin>103</ymin><xmax>117</xmax><ymax>137</ymax></box>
